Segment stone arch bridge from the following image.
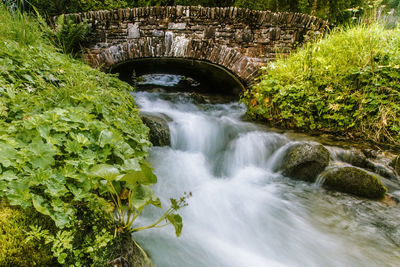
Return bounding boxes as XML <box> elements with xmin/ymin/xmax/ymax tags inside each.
<box><xmin>59</xmin><ymin>6</ymin><xmax>328</xmax><ymax>92</ymax></box>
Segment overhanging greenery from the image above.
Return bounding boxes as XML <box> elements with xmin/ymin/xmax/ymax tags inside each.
<box><xmin>242</xmin><ymin>23</ymin><xmax>400</xmax><ymax>147</ymax></box>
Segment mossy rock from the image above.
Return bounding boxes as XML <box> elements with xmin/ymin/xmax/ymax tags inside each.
<box><xmin>281</xmin><ymin>142</ymin><xmax>330</xmax><ymax>182</ymax></box>
<box><xmin>106</xmin><ymin>232</ymin><xmax>153</xmax><ymax>267</ymax></box>
<box><xmin>321</xmin><ymin>167</ymin><xmax>387</xmax><ymax>199</ymax></box>
<box><xmin>140</xmin><ymin>112</ymin><xmax>171</xmax><ymax>147</ymax></box>
<box><xmin>0</xmin><ymin>202</ymin><xmax>58</xmax><ymax>267</ymax></box>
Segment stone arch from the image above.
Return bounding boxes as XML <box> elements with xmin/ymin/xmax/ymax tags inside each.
<box><xmin>83</xmin><ymin>36</ymin><xmax>260</xmax><ymax>87</ymax></box>
<box><xmin>58</xmin><ymin>6</ymin><xmax>329</xmax><ymax>89</ymax></box>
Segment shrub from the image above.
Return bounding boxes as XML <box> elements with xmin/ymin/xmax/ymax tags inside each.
<box><xmin>242</xmin><ymin>23</ymin><xmax>400</xmax><ymax>146</ymax></box>
<box><xmin>0</xmin><ymin>5</ymin><xmax>184</xmax><ymax>265</ymax></box>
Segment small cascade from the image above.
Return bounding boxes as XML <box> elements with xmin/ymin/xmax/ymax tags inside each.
<box><xmin>131</xmin><ymin>75</ymin><xmax>400</xmax><ymax>267</ymax></box>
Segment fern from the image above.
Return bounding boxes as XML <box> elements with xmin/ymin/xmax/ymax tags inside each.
<box><xmin>53</xmin><ymin>15</ymin><xmax>90</xmax><ymax>55</ymax></box>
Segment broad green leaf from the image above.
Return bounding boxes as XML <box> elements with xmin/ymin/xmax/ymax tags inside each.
<box><xmin>32</xmin><ymin>195</ymin><xmax>51</xmax><ymax>216</ymax></box>
<box><xmin>45</xmin><ymin>177</ymin><xmax>69</xmax><ymax>197</ymax></box>
<box><xmin>7</xmin><ymin>180</ymin><xmax>32</xmax><ymax>209</ymax></box>
<box><xmin>114</xmin><ymin>141</ymin><xmax>135</xmax><ymax>160</ymax></box>
<box><xmin>50</xmin><ymin>199</ymin><xmax>73</xmax><ymax>228</ymax></box>
<box><xmin>68</xmin><ymin>184</ymin><xmax>89</xmax><ymax>201</ymax></box>
<box><xmin>65</xmin><ymin>139</ymin><xmax>82</xmax><ymax>154</ymax></box>
<box><xmin>119</xmin><ymin>162</ymin><xmax>157</xmax><ymax>185</ymax></box>
<box><xmin>27</xmin><ymin>137</ymin><xmax>56</xmax><ymax>169</ymax></box>
<box><xmin>30</xmin><ymin>169</ymin><xmax>52</xmax><ymax>186</ymax></box>
<box><xmin>0</xmin><ymin>142</ymin><xmax>18</xmax><ymax>168</ymax></box>
<box><xmin>88</xmin><ymin>164</ymin><xmax>120</xmax><ymax>181</ymax></box>
<box><xmin>121</xmin><ymin>158</ymin><xmax>140</xmax><ymax>171</ymax></box>
<box><xmin>98</xmin><ymin>129</ymin><xmax>115</xmax><ymax>147</ymax></box>
<box><xmin>0</xmin><ymin>170</ymin><xmax>18</xmax><ymax>181</ymax></box>
<box><xmin>141</xmin><ymin>162</ymin><xmax>157</xmax><ymax>183</ymax></box>
<box><xmin>167</xmin><ymin>214</ymin><xmax>183</xmax><ymax>237</ymax></box>
<box><xmin>131</xmin><ymin>184</ymin><xmax>160</xmax><ymax>210</ymax></box>
<box><xmin>73</xmin><ymin>133</ymin><xmax>90</xmax><ymax>146</ymax></box>
<box><xmin>38</xmin><ymin>125</ymin><xmax>51</xmax><ymax>140</ymax></box>
<box><xmin>78</xmin><ymin>150</ymin><xmax>98</xmax><ymax>167</ymax></box>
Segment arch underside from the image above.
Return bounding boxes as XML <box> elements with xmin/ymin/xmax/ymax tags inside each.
<box><xmin>83</xmin><ymin>37</ymin><xmax>262</xmax><ymax>88</ymax></box>
<box><xmin>112</xmin><ymin>57</ymin><xmax>246</xmax><ymax>95</ymax></box>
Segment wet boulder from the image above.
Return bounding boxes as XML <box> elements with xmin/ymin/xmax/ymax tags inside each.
<box><xmin>139</xmin><ymin>112</ymin><xmax>171</xmax><ymax>147</ymax></box>
<box><xmin>281</xmin><ymin>142</ymin><xmax>330</xmax><ymax>182</ymax></box>
<box><xmin>339</xmin><ymin>149</ymin><xmax>398</xmax><ymax>181</ymax></box>
<box><xmin>321</xmin><ymin>166</ymin><xmax>387</xmax><ymax>199</ymax></box>
<box><xmin>339</xmin><ymin>149</ymin><xmax>370</xmax><ymax>169</ymax></box>
<box><xmin>189</xmin><ymin>92</ymin><xmax>207</xmax><ymax>104</ymax></box>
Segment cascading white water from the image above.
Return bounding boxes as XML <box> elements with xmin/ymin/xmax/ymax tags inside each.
<box><xmin>138</xmin><ymin>74</ymin><xmax>184</xmax><ymax>87</ymax></box>
<box><xmin>132</xmin><ymin>76</ymin><xmax>400</xmax><ymax>267</ymax></box>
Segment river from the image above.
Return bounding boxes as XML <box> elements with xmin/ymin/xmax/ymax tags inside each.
<box><xmin>132</xmin><ymin>74</ymin><xmax>400</xmax><ymax>267</ymax></box>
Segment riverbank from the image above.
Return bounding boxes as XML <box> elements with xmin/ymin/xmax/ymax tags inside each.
<box><xmin>242</xmin><ymin>23</ymin><xmax>400</xmax><ymax>150</ymax></box>
<box><xmin>130</xmin><ymin>87</ymin><xmax>400</xmax><ymax>267</ymax></box>
<box><xmin>0</xmin><ymin>6</ymin><xmax>152</xmax><ymax>265</ymax></box>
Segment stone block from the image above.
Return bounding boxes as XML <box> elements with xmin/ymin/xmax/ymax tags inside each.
<box><xmin>127</xmin><ymin>23</ymin><xmax>140</xmax><ymax>39</ymax></box>
<box><xmin>168</xmin><ymin>22</ymin><xmax>187</xmax><ymax>30</ymax></box>
<box><xmin>152</xmin><ymin>30</ymin><xmax>165</xmax><ymax>37</ymax></box>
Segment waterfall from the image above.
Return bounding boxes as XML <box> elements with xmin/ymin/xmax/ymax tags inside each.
<box><xmin>131</xmin><ymin>76</ymin><xmax>400</xmax><ymax>267</ymax></box>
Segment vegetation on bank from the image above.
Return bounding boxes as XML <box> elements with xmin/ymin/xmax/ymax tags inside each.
<box><xmin>7</xmin><ymin>0</ymin><xmax>398</xmax><ymax>24</ymax></box>
<box><xmin>242</xmin><ymin>23</ymin><xmax>400</xmax><ymax>147</ymax></box>
<box><xmin>0</xmin><ymin>5</ymin><xmax>184</xmax><ymax>266</ymax></box>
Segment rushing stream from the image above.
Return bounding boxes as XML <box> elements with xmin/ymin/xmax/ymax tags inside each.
<box><xmin>132</xmin><ymin>75</ymin><xmax>400</xmax><ymax>267</ymax></box>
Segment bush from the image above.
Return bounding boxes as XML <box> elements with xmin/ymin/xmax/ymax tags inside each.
<box><xmin>0</xmin><ymin>4</ymin><xmax>151</xmax><ymax>265</ymax></box>
<box><xmin>0</xmin><ymin>5</ymin><xmax>185</xmax><ymax>265</ymax></box>
<box><xmin>242</xmin><ymin>23</ymin><xmax>400</xmax><ymax>146</ymax></box>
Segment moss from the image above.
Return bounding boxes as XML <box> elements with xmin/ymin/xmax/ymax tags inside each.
<box><xmin>105</xmin><ymin>231</ymin><xmax>153</xmax><ymax>267</ymax></box>
<box><xmin>0</xmin><ymin>201</ymin><xmax>58</xmax><ymax>267</ymax></box>
<box><xmin>281</xmin><ymin>142</ymin><xmax>330</xmax><ymax>182</ymax></box>
<box><xmin>322</xmin><ymin>167</ymin><xmax>388</xmax><ymax>199</ymax></box>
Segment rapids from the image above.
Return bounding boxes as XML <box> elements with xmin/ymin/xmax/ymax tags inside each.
<box><xmin>132</xmin><ymin>75</ymin><xmax>400</xmax><ymax>267</ymax></box>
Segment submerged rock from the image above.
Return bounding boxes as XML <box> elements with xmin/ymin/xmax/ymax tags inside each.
<box><xmin>281</xmin><ymin>142</ymin><xmax>330</xmax><ymax>182</ymax></box>
<box><xmin>391</xmin><ymin>156</ymin><xmax>400</xmax><ymax>175</ymax></box>
<box><xmin>139</xmin><ymin>112</ymin><xmax>171</xmax><ymax>147</ymax></box>
<box><xmin>188</xmin><ymin>92</ymin><xmax>207</xmax><ymax>104</ymax></box>
<box><xmin>321</xmin><ymin>166</ymin><xmax>387</xmax><ymax>199</ymax></box>
<box><xmin>339</xmin><ymin>149</ymin><xmax>369</xmax><ymax>169</ymax></box>
<box><xmin>338</xmin><ymin>149</ymin><xmax>399</xmax><ymax>181</ymax></box>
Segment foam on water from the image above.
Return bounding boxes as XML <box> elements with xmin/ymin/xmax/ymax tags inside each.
<box><xmin>132</xmin><ymin>76</ymin><xmax>400</xmax><ymax>267</ymax></box>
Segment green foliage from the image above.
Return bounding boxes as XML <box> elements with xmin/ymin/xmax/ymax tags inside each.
<box><xmin>233</xmin><ymin>0</ymin><xmax>369</xmax><ymax>24</ymax></box>
<box><xmin>25</xmin><ymin>204</ymin><xmax>118</xmax><ymax>266</ymax></box>
<box><xmin>88</xmin><ymin>162</ymin><xmax>187</xmax><ymax>236</ymax></box>
<box><xmin>0</xmin><ymin>201</ymin><xmax>57</xmax><ymax>266</ymax></box>
<box><xmin>243</xmin><ymin>23</ymin><xmax>400</xmax><ymax>146</ymax></box>
<box><xmin>0</xmin><ymin>4</ymin><xmax>184</xmax><ymax>265</ymax></box>
<box><xmin>50</xmin><ymin>14</ymin><xmax>91</xmax><ymax>55</ymax></box>
<box><xmin>27</xmin><ymin>0</ymin><xmax>392</xmax><ymax>25</ymax></box>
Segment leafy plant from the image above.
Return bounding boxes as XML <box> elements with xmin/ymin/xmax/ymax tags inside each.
<box><xmin>51</xmin><ymin>14</ymin><xmax>91</xmax><ymax>55</ymax></box>
<box><xmin>0</xmin><ymin>5</ymin><xmax>184</xmax><ymax>265</ymax></box>
<box><xmin>242</xmin><ymin>23</ymin><xmax>400</xmax><ymax>147</ymax></box>
<box><xmin>88</xmin><ymin>163</ymin><xmax>187</xmax><ymax>236</ymax></box>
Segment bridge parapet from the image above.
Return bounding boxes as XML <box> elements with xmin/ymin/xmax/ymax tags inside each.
<box><xmin>57</xmin><ymin>6</ymin><xmax>328</xmax><ymax>88</ymax></box>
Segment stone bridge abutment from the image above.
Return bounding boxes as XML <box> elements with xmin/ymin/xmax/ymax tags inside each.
<box><xmin>59</xmin><ymin>6</ymin><xmax>328</xmax><ymax>90</ymax></box>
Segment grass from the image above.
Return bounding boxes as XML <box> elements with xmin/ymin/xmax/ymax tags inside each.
<box><xmin>242</xmin><ymin>23</ymin><xmax>400</xmax><ymax>148</ymax></box>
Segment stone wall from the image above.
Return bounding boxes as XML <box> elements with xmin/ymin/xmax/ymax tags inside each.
<box><xmin>58</xmin><ymin>6</ymin><xmax>328</xmax><ymax>87</ymax></box>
